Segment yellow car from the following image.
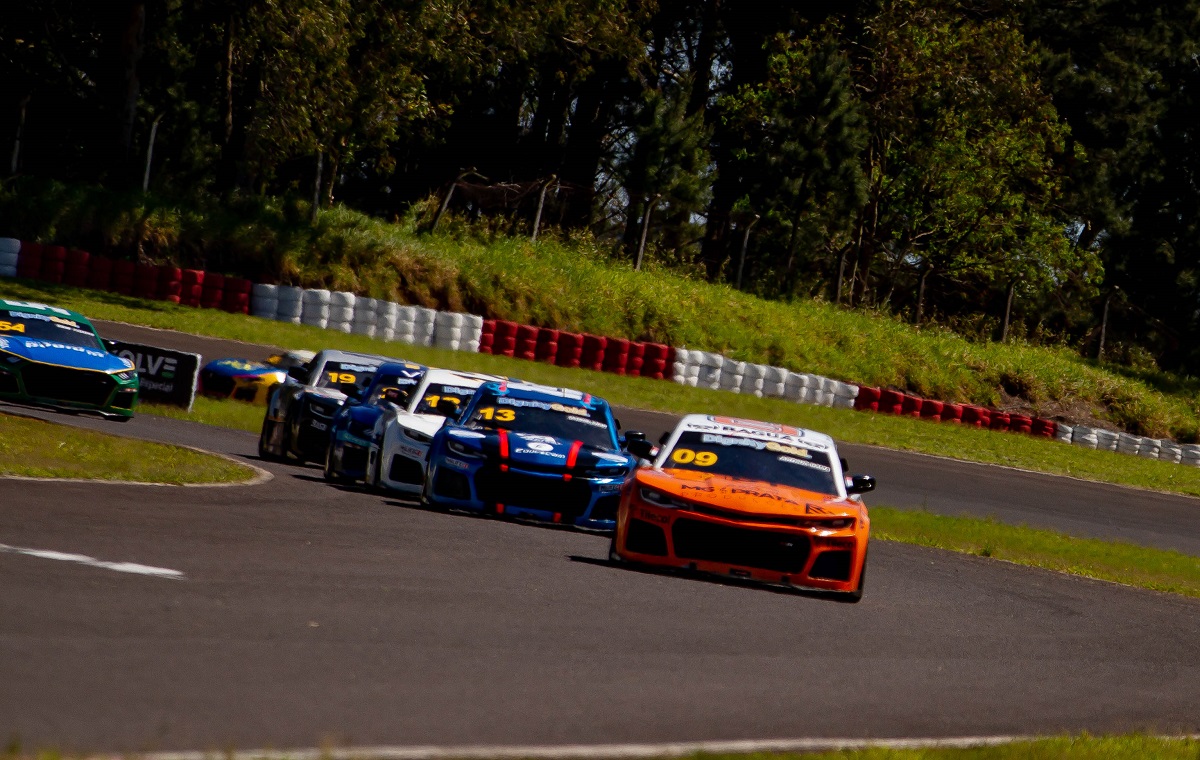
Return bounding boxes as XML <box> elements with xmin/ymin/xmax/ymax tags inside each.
<box><xmin>199</xmin><ymin>350</ymin><xmax>314</xmax><ymax>404</ymax></box>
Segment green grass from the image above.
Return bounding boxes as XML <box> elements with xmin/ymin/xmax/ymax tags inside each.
<box><xmin>699</xmin><ymin>735</ymin><xmax>1200</xmax><ymax>758</ymax></box>
<box><xmin>4</xmin><ymin>177</ymin><xmax>1200</xmax><ymax>440</ymax></box>
<box><xmin>5</xmin><ymin>278</ymin><xmax>1200</xmax><ymax>498</ymax></box>
<box><xmin>7</xmin><ymin>735</ymin><xmax>1199</xmax><ymax>760</ymax></box>
<box><xmin>0</xmin><ymin>411</ymin><xmax>258</xmax><ymax>484</ymax></box>
<box><xmin>872</xmin><ymin>507</ymin><xmax>1200</xmax><ymax>598</ymax></box>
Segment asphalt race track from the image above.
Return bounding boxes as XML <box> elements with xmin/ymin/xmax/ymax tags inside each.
<box><xmin>0</xmin><ymin>321</ymin><xmax>1198</xmax><ymax>752</ymax></box>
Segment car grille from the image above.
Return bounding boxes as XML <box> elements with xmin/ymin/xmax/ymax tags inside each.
<box><xmin>433</xmin><ymin>469</ymin><xmax>472</xmax><ymax>500</ymax></box>
<box><xmin>389</xmin><ymin>454</ymin><xmax>425</xmax><ymax>484</ymax></box>
<box><xmin>340</xmin><ymin>444</ymin><xmax>368</xmax><ymax>475</ymax></box>
<box><xmin>474</xmin><ymin>466</ymin><xmax>593</xmax><ymax>518</ymax></box>
<box><xmin>808</xmin><ymin>549</ymin><xmax>853</xmax><ymax>581</ymax></box>
<box><xmin>671</xmin><ymin>518</ymin><xmax>811</xmax><ymax>574</ymax></box>
<box><xmin>21</xmin><ymin>363</ymin><xmax>114</xmax><ymax>406</ymax></box>
<box><xmin>589</xmin><ymin>495</ymin><xmax>620</xmax><ymax>522</ymax></box>
<box><xmin>111</xmin><ymin>389</ymin><xmax>137</xmax><ymax>410</ymax></box>
<box><xmin>688</xmin><ymin>502</ymin><xmax>813</xmax><ymax>527</ymax></box>
<box><xmin>626</xmin><ymin>518</ymin><xmax>668</xmax><ymax>556</ymax></box>
<box><xmin>0</xmin><ymin>369</ymin><xmax>19</xmax><ymax>394</ymax></box>
<box><xmin>200</xmin><ymin>371</ymin><xmax>236</xmax><ymax>397</ymax></box>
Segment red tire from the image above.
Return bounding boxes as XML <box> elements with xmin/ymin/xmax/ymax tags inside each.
<box><xmin>16</xmin><ymin>242</ymin><xmax>43</xmax><ymax>279</ymax></box>
<box><xmin>961</xmin><ymin>405</ymin><xmax>986</xmax><ymax>427</ymax></box>
<box><xmin>940</xmin><ymin>403</ymin><xmax>963</xmax><ymax>423</ymax></box>
<box><xmin>481</xmin><ymin>319</ymin><xmax>497</xmax><ymax>339</ymax></box>
<box><xmin>901</xmin><ymin>394</ymin><xmax>923</xmax><ymax>417</ymax></box>
<box><xmin>64</xmin><ymin>265</ymin><xmax>89</xmax><ymax>287</ymax></box>
<box><xmin>1009</xmin><ymin>414</ymin><xmax>1033</xmax><ymax>434</ymax></box>
<box><xmin>1031</xmin><ymin>418</ymin><xmax>1057</xmax><ymax>437</ymax></box>
<box><xmin>495</xmin><ymin>335</ymin><xmax>517</xmax><ymax>357</ymax></box>
<box><xmin>989</xmin><ymin>411</ymin><xmax>1011</xmax><ymax>431</ymax></box>
<box><xmin>879</xmin><ymin>389</ymin><xmax>905</xmax><ymax>415</ymax></box>
<box><xmin>855</xmin><ymin>386</ymin><xmax>882</xmax><ymax>412</ymax></box>
<box><xmin>494</xmin><ymin>320</ymin><xmax>519</xmax><ymax>339</ymax></box>
<box><xmin>181</xmin><ymin>269</ymin><xmax>205</xmax><ymax>287</ymax></box>
<box><xmin>87</xmin><ymin>256</ymin><xmax>113</xmax><ymax>290</ymax></box>
<box><xmin>920</xmin><ymin>399</ymin><xmax>944</xmax><ymax>419</ymax></box>
<box><xmin>66</xmin><ymin>248</ymin><xmax>90</xmax><ymax>268</ymax></box>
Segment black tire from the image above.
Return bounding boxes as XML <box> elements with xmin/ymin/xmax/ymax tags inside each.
<box><xmin>323</xmin><ymin>444</ymin><xmax>346</xmax><ymax>483</ymax></box>
<box><xmin>367</xmin><ymin>449</ymin><xmax>384</xmax><ymax>493</ymax></box>
<box><xmin>844</xmin><ymin>550</ymin><xmax>867</xmax><ymax>604</ymax></box>
<box><xmin>608</xmin><ymin>531</ymin><xmax>622</xmax><ymax>563</ymax></box>
<box><xmin>258</xmin><ymin>418</ymin><xmax>282</xmax><ymax>461</ymax></box>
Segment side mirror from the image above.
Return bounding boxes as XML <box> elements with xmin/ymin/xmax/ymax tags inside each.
<box><xmin>287</xmin><ymin>365</ymin><xmax>307</xmax><ymax>382</ymax></box>
<box><xmin>846</xmin><ymin>474</ymin><xmax>876</xmax><ymax>495</ymax></box>
<box><xmin>436</xmin><ymin>397</ymin><xmax>461</xmax><ymax>418</ymax></box>
<box><xmin>624</xmin><ymin>432</ymin><xmax>655</xmax><ymax>461</ymax></box>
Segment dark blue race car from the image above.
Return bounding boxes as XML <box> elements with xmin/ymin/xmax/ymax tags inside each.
<box><xmin>422</xmin><ymin>380</ymin><xmax>642</xmax><ymax>530</ymax></box>
<box><xmin>323</xmin><ymin>361</ymin><xmax>428</xmax><ymax>483</ymax></box>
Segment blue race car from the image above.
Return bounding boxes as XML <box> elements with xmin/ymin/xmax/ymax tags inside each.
<box><xmin>422</xmin><ymin>380</ymin><xmax>641</xmax><ymax>530</ymax></box>
<box><xmin>323</xmin><ymin>361</ymin><xmax>427</xmax><ymax>482</ymax></box>
<box><xmin>0</xmin><ymin>299</ymin><xmax>138</xmax><ymax>420</ymax></box>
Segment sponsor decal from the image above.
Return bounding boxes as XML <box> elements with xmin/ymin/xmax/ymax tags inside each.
<box><xmin>310</xmin><ymin>421</ymin><xmax>328</xmax><ymax>432</ymax></box>
<box><xmin>724</xmin><ymin>486</ymin><xmax>803</xmax><ymax>506</ymax></box>
<box><xmin>781</xmin><ymin>456</ymin><xmax>830</xmax><ymax>472</ymax></box>
<box><xmin>566</xmin><ymin>415</ymin><xmax>609</xmax><ymax>429</ymax></box>
<box><xmin>440</xmin><ymin>385</ymin><xmax>476</xmax><ymax>396</ymax></box>
<box><xmin>516</xmin><ymin>434</ymin><xmax>557</xmax><ymax>443</ymax></box>
<box><xmin>337</xmin><ymin>363</ymin><xmax>378</xmax><ymax>373</ymax></box>
<box><xmin>599</xmin><ymin>483</ymin><xmax>624</xmax><ymax>493</ymax></box>
<box><xmin>23</xmin><ymin>341</ymin><xmax>109</xmax><ymax>358</ymax></box>
<box><xmin>524</xmin><ymin>442</ymin><xmax>555</xmax><ymax>452</ymax></box>
<box><xmin>516</xmin><ymin>447</ymin><xmax>566</xmax><ymax>458</ymax></box>
<box><xmin>398</xmin><ymin>444</ymin><xmax>424</xmax><ymax>458</ymax></box>
<box><xmin>806</xmin><ymin>503</ymin><xmax>841</xmax><ymax>515</ymax></box>
<box><xmin>444</xmin><ymin>457</ymin><xmax>470</xmax><ymax>471</ymax></box>
<box><xmin>637</xmin><ymin>508</ymin><xmax>671</xmax><ymax>525</ymax></box>
<box><xmin>0</xmin><ymin>337</ymin><xmax>8</xmax><ymax>350</ymax></box>
<box><xmin>448</xmin><ymin>429</ymin><xmax>485</xmax><ymax>439</ymax></box>
<box><xmin>104</xmin><ymin>340</ymin><xmax>200</xmax><ymax>410</ymax></box>
<box><xmin>595</xmin><ymin>452</ymin><xmax>631</xmax><ymax>463</ymax></box>
<box><xmin>1</xmin><ymin>300</ymin><xmax>72</xmax><ymax>316</ymax></box>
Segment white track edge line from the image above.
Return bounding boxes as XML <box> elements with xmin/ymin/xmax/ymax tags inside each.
<box><xmin>83</xmin><ymin>734</ymin><xmax>1200</xmax><ymax>760</ymax></box>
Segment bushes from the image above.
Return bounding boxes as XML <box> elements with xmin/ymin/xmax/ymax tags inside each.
<box><xmin>4</xmin><ymin>177</ymin><xmax>1200</xmax><ymax>438</ymax></box>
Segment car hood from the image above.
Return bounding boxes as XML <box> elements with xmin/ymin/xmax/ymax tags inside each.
<box><xmin>0</xmin><ymin>335</ymin><xmax>132</xmax><ymax>373</ymax></box>
<box><xmin>446</xmin><ymin>427</ymin><xmax>631</xmax><ymax>470</ymax></box>
<box><xmin>395</xmin><ymin>412</ymin><xmax>449</xmax><ymax>437</ymax></box>
<box><xmin>636</xmin><ymin>468</ymin><xmax>860</xmax><ymax>518</ymax></box>
<box><xmin>203</xmin><ymin>358</ymin><xmax>284</xmax><ymax>380</ymax></box>
<box><xmin>303</xmin><ymin>387</ymin><xmax>348</xmax><ymax>402</ymax></box>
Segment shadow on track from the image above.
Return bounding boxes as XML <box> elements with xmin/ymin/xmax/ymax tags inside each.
<box><xmin>568</xmin><ymin>554</ymin><xmax>864</xmax><ymax>603</ymax></box>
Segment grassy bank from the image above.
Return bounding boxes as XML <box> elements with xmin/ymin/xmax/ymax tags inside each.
<box><xmin>0</xmin><ymin>411</ymin><xmax>257</xmax><ymax>484</ymax></box>
<box><xmin>6</xmin><ymin>279</ymin><xmax>1200</xmax><ymax>498</ymax></box>
<box><xmin>872</xmin><ymin>507</ymin><xmax>1200</xmax><ymax>598</ymax></box>
<box><xmin>3</xmin><ymin>179</ymin><xmax>1199</xmax><ymax>439</ymax></box>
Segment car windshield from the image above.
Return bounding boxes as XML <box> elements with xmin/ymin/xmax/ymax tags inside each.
<box><xmin>0</xmin><ymin>310</ymin><xmax>103</xmax><ymax>350</ymax></box>
<box><xmin>663</xmin><ymin>430</ymin><xmax>840</xmax><ymax>496</ymax></box>
<box><xmin>413</xmin><ymin>382</ymin><xmax>482</xmax><ymax>416</ymax></box>
<box><xmin>368</xmin><ymin>372</ymin><xmax>424</xmax><ymax>405</ymax></box>
<box><xmin>466</xmin><ymin>392</ymin><xmax>615</xmax><ymax>449</ymax></box>
<box><xmin>316</xmin><ymin>360</ymin><xmax>380</xmax><ymax>394</ymax></box>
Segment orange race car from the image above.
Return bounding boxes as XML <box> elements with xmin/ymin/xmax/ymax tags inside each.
<box><xmin>614</xmin><ymin>414</ymin><xmax>875</xmax><ymax>602</ymax></box>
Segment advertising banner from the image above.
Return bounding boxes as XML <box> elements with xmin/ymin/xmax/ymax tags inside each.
<box><xmin>103</xmin><ymin>339</ymin><xmax>200</xmax><ymax>411</ymax></box>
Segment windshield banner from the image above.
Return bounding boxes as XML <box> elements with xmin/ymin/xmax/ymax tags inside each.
<box><xmin>103</xmin><ymin>339</ymin><xmax>200</xmax><ymax>410</ymax></box>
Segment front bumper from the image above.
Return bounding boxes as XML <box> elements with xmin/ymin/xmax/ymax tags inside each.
<box><xmin>0</xmin><ymin>359</ymin><xmax>137</xmax><ymax>418</ymax></box>
<box><xmin>425</xmin><ymin>459</ymin><xmax>623</xmax><ymax>530</ymax></box>
<box><xmin>614</xmin><ymin>497</ymin><xmax>866</xmax><ymax>592</ymax></box>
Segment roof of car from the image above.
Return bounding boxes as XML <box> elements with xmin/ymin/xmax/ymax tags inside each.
<box><xmin>313</xmin><ymin>349</ymin><xmax>409</xmax><ymax>365</ymax></box>
<box><xmin>673</xmin><ymin>414</ymin><xmax>836</xmax><ymax>451</ymax></box>
<box><xmin>422</xmin><ymin>368</ymin><xmax>504</xmax><ymax>386</ymax></box>
<box><xmin>479</xmin><ymin>379</ymin><xmax>605</xmax><ymax>407</ymax></box>
<box><xmin>0</xmin><ymin>299</ymin><xmax>91</xmax><ymax>324</ymax></box>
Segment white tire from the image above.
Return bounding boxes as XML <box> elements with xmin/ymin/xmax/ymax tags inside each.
<box><xmin>0</xmin><ymin>238</ymin><xmax>20</xmax><ymax>255</ymax></box>
<box><xmin>0</xmin><ymin>265</ymin><xmax>16</xmax><ymax>278</ymax></box>
<box><xmin>327</xmin><ymin>320</ymin><xmax>353</xmax><ymax>334</ymax></box>
<box><xmin>330</xmin><ymin>291</ymin><xmax>356</xmax><ymax>308</ymax></box>
<box><xmin>763</xmin><ymin>382</ymin><xmax>786</xmax><ymax>398</ymax></box>
<box><xmin>277</xmin><ymin>285</ymin><xmax>304</xmax><ymax>304</ymax></box>
<box><xmin>1136</xmin><ymin>440</ymin><xmax>1162</xmax><ymax>459</ymax></box>
<box><xmin>1094</xmin><ymin>429</ymin><xmax>1119</xmax><ymax>451</ymax></box>
<box><xmin>0</xmin><ymin>251</ymin><xmax>19</xmax><ymax>268</ymax></box>
<box><xmin>1054</xmin><ymin>424</ymin><xmax>1073</xmax><ymax>444</ymax></box>
<box><xmin>1158</xmin><ymin>443</ymin><xmax>1182</xmax><ymax>464</ymax></box>
<box><xmin>1071</xmin><ymin>426</ymin><xmax>1098</xmax><ymax>449</ymax></box>
<box><xmin>252</xmin><ymin>283</ymin><xmax>279</xmax><ymax>298</ymax></box>
<box><xmin>303</xmin><ymin>288</ymin><xmax>332</xmax><ymax>305</ymax></box>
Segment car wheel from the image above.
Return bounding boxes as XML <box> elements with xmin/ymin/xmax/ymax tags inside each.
<box><xmin>844</xmin><ymin>551</ymin><xmax>867</xmax><ymax>604</ymax></box>
<box><xmin>258</xmin><ymin>418</ymin><xmax>281</xmax><ymax>461</ymax></box>
<box><xmin>323</xmin><ymin>444</ymin><xmax>344</xmax><ymax>483</ymax></box>
<box><xmin>368</xmin><ymin>450</ymin><xmax>384</xmax><ymax>493</ymax></box>
<box><xmin>608</xmin><ymin>531</ymin><xmax>622</xmax><ymax>563</ymax></box>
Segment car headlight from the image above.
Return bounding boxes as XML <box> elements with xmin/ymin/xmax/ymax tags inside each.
<box><xmin>638</xmin><ymin>486</ymin><xmax>694</xmax><ymax>509</ymax></box>
<box><xmin>114</xmin><ymin>370</ymin><xmax>137</xmax><ymax>381</ymax></box>
<box><xmin>823</xmin><ymin>518</ymin><xmax>856</xmax><ymax>530</ymax></box>
<box><xmin>447</xmin><ymin>440</ymin><xmax>483</xmax><ymax>458</ymax></box>
<box><xmin>582</xmin><ymin>466</ymin><xmax>629</xmax><ymax>479</ymax></box>
<box><xmin>404</xmin><ymin>427</ymin><xmax>433</xmax><ymax>443</ymax></box>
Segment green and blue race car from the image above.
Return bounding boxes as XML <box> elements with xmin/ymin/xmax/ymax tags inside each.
<box><xmin>0</xmin><ymin>299</ymin><xmax>139</xmax><ymax>420</ymax></box>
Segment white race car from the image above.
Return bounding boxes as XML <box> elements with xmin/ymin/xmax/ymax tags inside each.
<box><xmin>366</xmin><ymin>368</ymin><xmax>505</xmax><ymax>495</ymax></box>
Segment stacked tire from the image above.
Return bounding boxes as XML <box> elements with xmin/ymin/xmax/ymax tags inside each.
<box><xmin>353</xmin><ymin>297</ymin><xmax>379</xmax><ymax>338</ymax></box>
<box><xmin>275</xmin><ymin>285</ymin><xmax>304</xmax><ymax>324</ymax></box>
<box><xmin>327</xmin><ymin>291</ymin><xmax>355</xmax><ymax>333</ymax></box>
<box><xmin>302</xmin><ymin>289</ymin><xmax>332</xmax><ymax>329</ymax></box>
<box><xmin>556</xmin><ymin>332</ymin><xmax>584</xmax><ymax>368</ymax></box>
<box><xmin>158</xmin><ymin>266</ymin><xmax>183</xmax><ymax>304</ymax></box>
<box><xmin>180</xmin><ymin>270</ymin><xmax>205</xmax><ymax>307</ymax></box>
<box><xmin>252</xmin><ymin>284</ymin><xmax>280</xmax><ymax>318</ymax></box>
<box><xmin>0</xmin><ymin>238</ymin><xmax>22</xmax><ymax>278</ymax></box>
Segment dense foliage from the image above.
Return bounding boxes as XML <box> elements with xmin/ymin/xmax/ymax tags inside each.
<box><xmin>3</xmin><ymin>0</ymin><xmax>1200</xmax><ymax>372</ymax></box>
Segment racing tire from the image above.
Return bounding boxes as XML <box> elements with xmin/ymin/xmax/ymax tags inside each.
<box><xmin>323</xmin><ymin>445</ymin><xmax>349</xmax><ymax>484</ymax></box>
<box><xmin>258</xmin><ymin>418</ymin><xmax>283</xmax><ymax>462</ymax></box>
<box><xmin>366</xmin><ymin>450</ymin><xmax>384</xmax><ymax>494</ymax></box>
<box><xmin>842</xmin><ymin>551</ymin><xmax>867</xmax><ymax>604</ymax></box>
<box><xmin>608</xmin><ymin>532</ymin><xmax>622</xmax><ymax>563</ymax></box>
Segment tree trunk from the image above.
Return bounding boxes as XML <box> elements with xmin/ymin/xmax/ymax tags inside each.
<box><xmin>687</xmin><ymin>0</ymin><xmax>721</xmax><ymax>117</ymax></box>
<box><xmin>914</xmin><ymin>264</ymin><xmax>932</xmax><ymax>324</ymax></box>
<box><xmin>220</xmin><ymin>10</ymin><xmax>235</xmax><ymax>147</ymax></box>
<box><xmin>10</xmin><ymin>95</ymin><xmax>29</xmax><ymax>176</ymax></box>
<box><xmin>117</xmin><ymin>2</ymin><xmax>145</xmax><ymax>158</ymax></box>
<box><xmin>1000</xmin><ymin>281</ymin><xmax>1016</xmax><ymax>342</ymax></box>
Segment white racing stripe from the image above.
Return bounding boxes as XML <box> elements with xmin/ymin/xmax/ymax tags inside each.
<box><xmin>79</xmin><ymin>734</ymin><xmax>1200</xmax><ymax>760</ymax></box>
<box><xmin>0</xmin><ymin>543</ymin><xmax>184</xmax><ymax>580</ymax></box>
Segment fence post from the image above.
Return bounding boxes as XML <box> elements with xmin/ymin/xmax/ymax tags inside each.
<box><xmin>735</xmin><ymin>215</ymin><xmax>760</xmax><ymax>290</ymax></box>
<box><xmin>531</xmin><ymin>175</ymin><xmax>556</xmax><ymax>242</ymax></box>
<box><xmin>634</xmin><ymin>194</ymin><xmax>661</xmax><ymax>271</ymax></box>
